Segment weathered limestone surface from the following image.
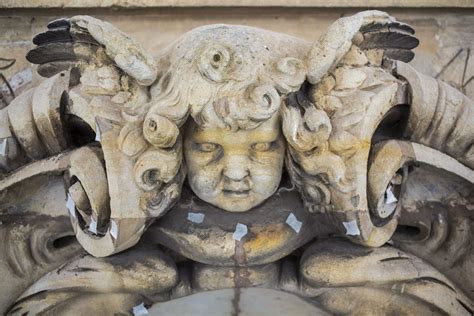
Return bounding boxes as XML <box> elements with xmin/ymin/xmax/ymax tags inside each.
<box><xmin>0</xmin><ymin>8</ymin><xmax>473</xmax><ymax>316</ymax></box>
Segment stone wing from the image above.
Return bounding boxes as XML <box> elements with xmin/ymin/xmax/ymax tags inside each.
<box><xmin>26</xmin><ymin>16</ymin><xmax>157</xmax><ymax>86</ymax></box>
<box><xmin>307</xmin><ymin>10</ymin><xmax>419</xmax><ymax>85</ymax></box>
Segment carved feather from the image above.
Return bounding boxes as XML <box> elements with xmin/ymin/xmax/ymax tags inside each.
<box><xmin>307</xmin><ymin>11</ymin><xmax>420</xmax><ymax>85</ymax></box>
<box><xmin>37</xmin><ymin>61</ymin><xmax>75</xmax><ymax>78</ymax></box>
<box><xmin>32</xmin><ymin>28</ymin><xmax>72</xmax><ymax>45</ymax></box>
<box><xmin>26</xmin><ymin>42</ymin><xmax>76</xmax><ymax>64</ymax></box>
<box><xmin>360</xmin><ymin>21</ymin><xmax>415</xmax><ymax>35</ymax></box>
<box><xmin>47</xmin><ymin>18</ymin><xmax>71</xmax><ymax>29</ymax></box>
<box><xmin>383</xmin><ymin>49</ymin><xmax>415</xmax><ymax>63</ymax></box>
<box><xmin>27</xmin><ymin>18</ymin><xmax>101</xmax><ymax>78</ymax></box>
<box><xmin>28</xmin><ymin>16</ymin><xmax>157</xmax><ymax>86</ymax></box>
<box><xmin>358</xmin><ymin>21</ymin><xmax>419</xmax><ymax>63</ymax></box>
<box><xmin>360</xmin><ymin>32</ymin><xmax>419</xmax><ymax>50</ymax></box>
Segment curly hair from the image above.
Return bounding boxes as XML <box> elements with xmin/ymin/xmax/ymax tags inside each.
<box><xmin>118</xmin><ymin>25</ymin><xmax>316</xmax><ymax>216</ymax></box>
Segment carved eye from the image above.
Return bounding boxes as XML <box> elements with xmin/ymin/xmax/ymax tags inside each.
<box><xmin>195</xmin><ymin>142</ymin><xmax>220</xmax><ymax>152</ymax></box>
<box><xmin>147</xmin><ymin>118</ymin><xmax>157</xmax><ymax>132</ymax></box>
<box><xmin>213</xmin><ymin>53</ymin><xmax>222</xmax><ymax>63</ymax></box>
<box><xmin>251</xmin><ymin>142</ymin><xmax>273</xmax><ymax>152</ymax></box>
<box><xmin>210</xmin><ymin>52</ymin><xmax>224</xmax><ymax>69</ymax></box>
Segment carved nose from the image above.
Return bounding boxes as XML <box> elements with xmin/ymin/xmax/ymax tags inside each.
<box><xmin>223</xmin><ymin>155</ymin><xmax>250</xmax><ymax>181</ymax></box>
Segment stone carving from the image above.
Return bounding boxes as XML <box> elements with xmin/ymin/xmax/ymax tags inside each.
<box><xmin>0</xmin><ymin>10</ymin><xmax>473</xmax><ymax>315</ymax></box>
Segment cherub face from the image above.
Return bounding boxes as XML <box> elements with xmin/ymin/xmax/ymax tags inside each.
<box><xmin>184</xmin><ymin>114</ymin><xmax>286</xmax><ymax>212</ymax></box>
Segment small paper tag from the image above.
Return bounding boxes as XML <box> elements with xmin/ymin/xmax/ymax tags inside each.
<box><xmin>187</xmin><ymin>212</ymin><xmax>205</xmax><ymax>224</ymax></box>
<box><xmin>95</xmin><ymin>121</ymin><xmax>101</xmax><ymax>142</ymax></box>
<box><xmin>132</xmin><ymin>302</ymin><xmax>148</xmax><ymax>315</ymax></box>
<box><xmin>0</xmin><ymin>138</ymin><xmax>7</xmax><ymax>156</ymax></box>
<box><xmin>285</xmin><ymin>213</ymin><xmax>302</xmax><ymax>233</ymax></box>
<box><xmin>88</xmin><ymin>217</ymin><xmax>98</xmax><ymax>234</ymax></box>
<box><xmin>385</xmin><ymin>186</ymin><xmax>398</xmax><ymax>204</ymax></box>
<box><xmin>66</xmin><ymin>193</ymin><xmax>76</xmax><ymax>218</ymax></box>
<box><xmin>343</xmin><ymin>220</ymin><xmax>360</xmax><ymax>236</ymax></box>
<box><xmin>110</xmin><ymin>220</ymin><xmax>118</xmax><ymax>239</ymax></box>
<box><xmin>233</xmin><ymin>223</ymin><xmax>248</xmax><ymax>241</ymax></box>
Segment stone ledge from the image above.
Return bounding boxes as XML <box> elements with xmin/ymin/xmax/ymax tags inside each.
<box><xmin>2</xmin><ymin>0</ymin><xmax>474</xmax><ymax>9</ymax></box>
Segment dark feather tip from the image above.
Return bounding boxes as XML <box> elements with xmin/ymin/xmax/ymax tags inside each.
<box><xmin>33</xmin><ymin>28</ymin><xmax>73</xmax><ymax>45</ymax></box>
<box><xmin>26</xmin><ymin>42</ymin><xmax>76</xmax><ymax>64</ymax></box>
<box><xmin>361</xmin><ymin>21</ymin><xmax>415</xmax><ymax>36</ymax></box>
<box><xmin>384</xmin><ymin>49</ymin><xmax>415</xmax><ymax>63</ymax></box>
<box><xmin>389</xmin><ymin>22</ymin><xmax>415</xmax><ymax>35</ymax></box>
<box><xmin>360</xmin><ymin>32</ymin><xmax>419</xmax><ymax>50</ymax></box>
<box><xmin>47</xmin><ymin>18</ymin><xmax>71</xmax><ymax>30</ymax></box>
<box><xmin>37</xmin><ymin>61</ymin><xmax>74</xmax><ymax>78</ymax></box>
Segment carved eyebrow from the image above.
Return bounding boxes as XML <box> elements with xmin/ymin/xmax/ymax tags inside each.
<box><xmin>188</xmin><ymin>115</ymin><xmax>282</xmax><ymax>142</ymax></box>
<box><xmin>189</xmin><ymin>128</ymin><xmax>221</xmax><ymax>140</ymax></box>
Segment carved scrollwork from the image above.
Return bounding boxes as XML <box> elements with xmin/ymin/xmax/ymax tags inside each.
<box><xmin>133</xmin><ymin>144</ymin><xmax>182</xmax><ymax>192</ymax></box>
<box><xmin>0</xmin><ymin>71</ymin><xmax>70</xmax><ymax>172</ymax></box>
<box><xmin>142</xmin><ymin>113</ymin><xmax>179</xmax><ymax>149</ymax></box>
<box><xmin>198</xmin><ymin>43</ymin><xmax>243</xmax><ymax>83</ymax></box>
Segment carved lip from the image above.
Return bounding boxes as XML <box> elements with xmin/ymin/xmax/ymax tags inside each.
<box><xmin>222</xmin><ymin>189</ymin><xmax>251</xmax><ymax>197</ymax></box>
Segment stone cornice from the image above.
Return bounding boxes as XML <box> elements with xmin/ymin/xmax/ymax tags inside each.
<box><xmin>1</xmin><ymin>0</ymin><xmax>474</xmax><ymax>9</ymax></box>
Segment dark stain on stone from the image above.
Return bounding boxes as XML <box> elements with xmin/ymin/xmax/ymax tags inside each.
<box><xmin>233</xmin><ymin>266</ymin><xmax>252</xmax><ymax>288</ymax></box>
<box><xmin>231</xmin><ymin>287</ymin><xmax>241</xmax><ymax>316</ymax></box>
<box><xmin>233</xmin><ymin>239</ymin><xmax>252</xmax><ymax>288</ymax></box>
<box><xmin>234</xmin><ymin>240</ymin><xmax>247</xmax><ymax>266</ymax></box>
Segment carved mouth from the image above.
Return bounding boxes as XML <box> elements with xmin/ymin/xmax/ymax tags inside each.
<box><xmin>222</xmin><ymin>189</ymin><xmax>251</xmax><ymax>198</ymax></box>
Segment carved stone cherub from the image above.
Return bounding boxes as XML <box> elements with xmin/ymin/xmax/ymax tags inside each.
<box><xmin>0</xmin><ymin>10</ymin><xmax>473</xmax><ymax>315</ymax></box>
<box><xmin>184</xmin><ymin>113</ymin><xmax>286</xmax><ymax>212</ymax></box>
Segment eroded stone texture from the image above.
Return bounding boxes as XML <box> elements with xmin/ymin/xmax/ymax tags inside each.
<box><xmin>0</xmin><ymin>10</ymin><xmax>473</xmax><ymax>315</ymax></box>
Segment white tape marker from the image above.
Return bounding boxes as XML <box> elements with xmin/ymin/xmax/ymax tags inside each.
<box><xmin>110</xmin><ymin>220</ymin><xmax>118</xmax><ymax>239</ymax></box>
<box><xmin>233</xmin><ymin>223</ymin><xmax>248</xmax><ymax>241</ymax></box>
<box><xmin>385</xmin><ymin>186</ymin><xmax>398</xmax><ymax>204</ymax></box>
<box><xmin>187</xmin><ymin>212</ymin><xmax>205</xmax><ymax>224</ymax></box>
<box><xmin>286</xmin><ymin>213</ymin><xmax>302</xmax><ymax>233</ymax></box>
<box><xmin>132</xmin><ymin>302</ymin><xmax>149</xmax><ymax>315</ymax></box>
<box><xmin>66</xmin><ymin>193</ymin><xmax>76</xmax><ymax>218</ymax></box>
<box><xmin>343</xmin><ymin>220</ymin><xmax>360</xmax><ymax>236</ymax></box>
<box><xmin>95</xmin><ymin>122</ymin><xmax>101</xmax><ymax>142</ymax></box>
<box><xmin>0</xmin><ymin>138</ymin><xmax>7</xmax><ymax>156</ymax></box>
<box><xmin>88</xmin><ymin>217</ymin><xmax>98</xmax><ymax>234</ymax></box>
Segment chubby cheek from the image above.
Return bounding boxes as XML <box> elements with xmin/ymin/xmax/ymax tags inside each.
<box><xmin>249</xmin><ymin>153</ymin><xmax>284</xmax><ymax>198</ymax></box>
<box><xmin>250</xmin><ymin>165</ymin><xmax>283</xmax><ymax>197</ymax></box>
<box><xmin>187</xmin><ymin>165</ymin><xmax>223</xmax><ymax>199</ymax></box>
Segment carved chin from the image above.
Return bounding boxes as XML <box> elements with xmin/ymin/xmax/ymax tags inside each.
<box><xmin>218</xmin><ymin>196</ymin><xmax>259</xmax><ymax>213</ymax></box>
<box><xmin>199</xmin><ymin>192</ymin><xmax>264</xmax><ymax>212</ymax></box>
<box><xmin>191</xmin><ymin>185</ymin><xmax>271</xmax><ymax>212</ymax></box>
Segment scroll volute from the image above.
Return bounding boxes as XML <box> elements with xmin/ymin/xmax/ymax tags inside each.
<box><xmin>66</xmin><ymin>119</ymin><xmax>147</xmax><ymax>257</ymax></box>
